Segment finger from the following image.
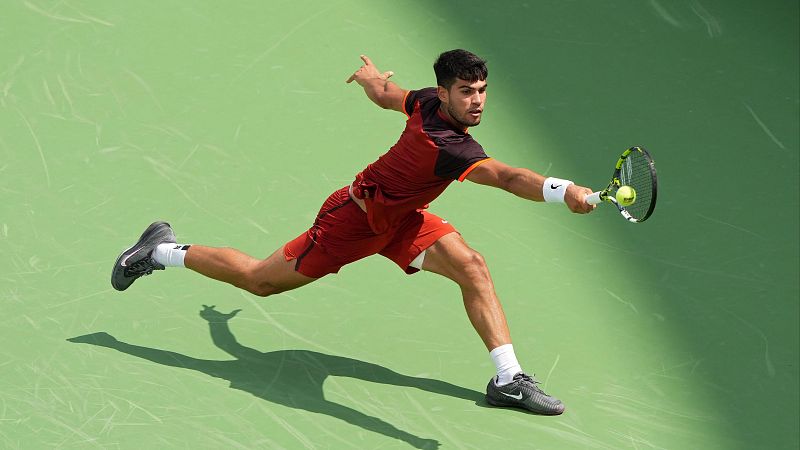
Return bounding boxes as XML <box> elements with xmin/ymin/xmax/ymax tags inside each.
<box><xmin>360</xmin><ymin>54</ymin><xmax>373</xmax><ymax>66</ymax></box>
<box><xmin>346</xmin><ymin>73</ymin><xmax>356</xmax><ymax>83</ymax></box>
<box><xmin>383</xmin><ymin>71</ymin><xmax>394</xmax><ymax>79</ymax></box>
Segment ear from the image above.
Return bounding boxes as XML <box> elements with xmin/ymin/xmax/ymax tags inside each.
<box><xmin>437</xmin><ymin>85</ymin><xmax>449</xmax><ymax>104</ymax></box>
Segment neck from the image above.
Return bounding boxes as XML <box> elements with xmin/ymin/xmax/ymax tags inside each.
<box><xmin>438</xmin><ymin>104</ymin><xmax>465</xmax><ymax>130</ymax></box>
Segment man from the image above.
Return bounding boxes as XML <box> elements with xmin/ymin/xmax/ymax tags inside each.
<box><xmin>111</xmin><ymin>49</ymin><xmax>595</xmax><ymax>415</ymax></box>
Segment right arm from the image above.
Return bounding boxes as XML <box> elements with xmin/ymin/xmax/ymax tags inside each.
<box><xmin>346</xmin><ymin>55</ymin><xmax>408</xmax><ymax>113</ymax></box>
<box><xmin>466</xmin><ymin>158</ymin><xmax>595</xmax><ymax>214</ymax></box>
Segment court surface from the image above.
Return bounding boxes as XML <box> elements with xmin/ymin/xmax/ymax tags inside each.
<box><xmin>1</xmin><ymin>1</ymin><xmax>798</xmax><ymax>448</ymax></box>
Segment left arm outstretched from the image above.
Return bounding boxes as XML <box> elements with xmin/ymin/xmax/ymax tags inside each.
<box><xmin>346</xmin><ymin>54</ymin><xmax>408</xmax><ymax>113</ymax></box>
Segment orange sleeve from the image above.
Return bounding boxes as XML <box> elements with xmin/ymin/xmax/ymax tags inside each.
<box><xmin>401</xmin><ymin>90</ymin><xmax>412</xmax><ymax>119</ymax></box>
<box><xmin>458</xmin><ymin>158</ymin><xmax>493</xmax><ymax>182</ymax></box>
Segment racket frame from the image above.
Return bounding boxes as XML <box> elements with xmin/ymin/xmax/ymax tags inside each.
<box><xmin>591</xmin><ymin>146</ymin><xmax>658</xmax><ymax>223</ymax></box>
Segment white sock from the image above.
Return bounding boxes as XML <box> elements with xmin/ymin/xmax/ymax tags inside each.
<box><xmin>490</xmin><ymin>344</ymin><xmax>523</xmax><ymax>386</ymax></box>
<box><xmin>153</xmin><ymin>243</ymin><xmax>190</xmax><ymax>267</ymax></box>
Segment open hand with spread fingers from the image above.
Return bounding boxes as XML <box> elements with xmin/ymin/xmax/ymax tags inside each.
<box><xmin>346</xmin><ymin>54</ymin><xmax>394</xmax><ymax>86</ymax></box>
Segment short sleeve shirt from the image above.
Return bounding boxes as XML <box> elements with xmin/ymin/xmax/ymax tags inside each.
<box><xmin>351</xmin><ymin>87</ymin><xmax>491</xmax><ymax>233</ymax></box>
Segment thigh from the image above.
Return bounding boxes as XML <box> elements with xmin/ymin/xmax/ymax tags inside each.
<box><xmin>283</xmin><ymin>230</ymin><xmax>374</xmax><ymax>278</ymax></box>
<box><xmin>379</xmin><ymin>210</ymin><xmax>458</xmax><ymax>274</ymax></box>
<box><xmin>253</xmin><ymin>246</ymin><xmax>318</xmax><ymax>293</ymax></box>
<box><xmin>419</xmin><ymin>231</ymin><xmax>480</xmax><ymax>284</ymax></box>
<box><xmin>284</xmin><ymin>187</ymin><xmax>387</xmax><ymax>278</ymax></box>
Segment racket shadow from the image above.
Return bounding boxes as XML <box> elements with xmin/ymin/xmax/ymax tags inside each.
<box><xmin>67</xmin><ymin>305</ymin><xmax>485</xmax><ymax>449</ymax></box>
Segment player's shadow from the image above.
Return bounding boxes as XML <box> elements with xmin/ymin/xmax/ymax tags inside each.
<box><xmin>67</xmin><ymin>305</ymin><xmax>485</xmax><ymax>449</ymax></box>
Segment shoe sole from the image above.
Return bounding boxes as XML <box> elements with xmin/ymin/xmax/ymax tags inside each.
<box><xmin>110</xmin><ymin>221</ymin><xmax>174</xmax><ymax>291</ymax></box>
<box><xmin>485</xmin><ymin>395</ymin><xmax>566</xmax><ymax>416</ymax></box>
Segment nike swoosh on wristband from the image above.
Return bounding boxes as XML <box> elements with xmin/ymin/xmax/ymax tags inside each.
<box><xmin>501</xmin><ymin>391</ymin><xmax>523</xmax><ymax>400</ymax></box>
<box><xmin>550</xmin><ymin>184</ymin><xmax>562</xmax><ymax>189</ymax></box>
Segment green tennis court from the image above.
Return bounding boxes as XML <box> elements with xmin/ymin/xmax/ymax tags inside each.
<box><xmin>2</xmin><ymin>1</ymin><xmax>797</xmax><ymax>448</ymax></box>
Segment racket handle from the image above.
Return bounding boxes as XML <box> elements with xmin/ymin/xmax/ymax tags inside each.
<box><xmin>585</xmin><ymin>191</ymin><xmax>603</xmax><ymax>205</ymax></box>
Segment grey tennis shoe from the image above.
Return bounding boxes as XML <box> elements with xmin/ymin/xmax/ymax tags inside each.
<box><xmin>111</xmin><ymin>221</ymin><xmax>175</xmax><ymax>291</ymax></box>
<box><xmin>485</xmin><ymin>372</ymin><xmax>565</xmax><ymax>415</ymax></box>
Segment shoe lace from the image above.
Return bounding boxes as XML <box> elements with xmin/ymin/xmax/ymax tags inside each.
<box><xmin>124</xmin><ymin>258</ymin><xmax>156</xmax><ymax>277</ymax></box>
<box><xmin>514</xmin><ymin>372</ymin><xmax>548</xmax><ymax>395</ymax></box>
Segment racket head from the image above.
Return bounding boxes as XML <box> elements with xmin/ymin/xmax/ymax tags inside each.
<box><xmin>599</xmin><ymin>146</ymin><xmax>658</xmax><ymax>222</ymax></box>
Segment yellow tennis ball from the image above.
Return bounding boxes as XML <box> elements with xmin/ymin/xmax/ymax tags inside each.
<box><xmin>616</xmin><ymin>185</ymin><xmax>636</xmax><ymax>206</ymax></box>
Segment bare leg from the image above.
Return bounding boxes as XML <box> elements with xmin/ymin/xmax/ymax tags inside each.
<box><xmin>185</xmin><ymin>245</ymin><xmax>316</xmax><ymax>296</ymax></box>
<box><xmin>420</xmin><ymin>232</ymin><xmax>511</xmax><ymax>351</ymax></box>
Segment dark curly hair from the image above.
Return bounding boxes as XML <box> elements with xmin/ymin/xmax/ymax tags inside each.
<box><xmin>433</xmin><ymin>49</ymin><xmax>488</xmax><ymax>89</ymax></box>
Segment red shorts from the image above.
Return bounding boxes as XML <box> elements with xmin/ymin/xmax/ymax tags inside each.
<box><xmin>283</xmin><ymin>186</ymin><xmax>457</xmax><ymax>278</ymax></box>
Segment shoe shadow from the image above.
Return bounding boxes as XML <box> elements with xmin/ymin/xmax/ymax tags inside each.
<box><xmin>67</xmin><ymin>305</ymin><xmax>485</xmax><ymax>449</ymax></box>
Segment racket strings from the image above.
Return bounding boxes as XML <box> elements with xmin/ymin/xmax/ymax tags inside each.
<box><xmin>619</xmin><ymin>152</ymin><xmax>654</xmax><ymax>219</ymax></box>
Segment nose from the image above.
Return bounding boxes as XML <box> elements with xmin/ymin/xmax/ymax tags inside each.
<box><xmin>471</xmin><ymin>91</ymin><xmax>482</xmax><ymax>105</ymax></box>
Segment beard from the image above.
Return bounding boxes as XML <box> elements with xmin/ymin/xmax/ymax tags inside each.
<box><xmin>447</xmin><ymin>103</ymin><xmax>481</xmax><ymax>128</ymax></box>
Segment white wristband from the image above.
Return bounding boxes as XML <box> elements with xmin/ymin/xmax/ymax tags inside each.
<box><xmin>543</xmin><ymin>177</ymin><xmax>574</xmax><ymax>203</ymax></box>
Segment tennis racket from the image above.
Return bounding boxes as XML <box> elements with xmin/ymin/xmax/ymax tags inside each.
<box><xmin>585</xmin><ymin>146</ymin><xmax>658</xmax><ymax>223</ymax></box>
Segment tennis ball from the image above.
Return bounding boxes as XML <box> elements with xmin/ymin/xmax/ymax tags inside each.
<box><xmin>616</xmin><ymin>185</ymin><xmax>636</xmax><ymax>206</ymax></box>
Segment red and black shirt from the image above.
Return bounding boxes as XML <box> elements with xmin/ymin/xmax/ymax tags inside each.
<box><xmin>352</xmin><ymin>87</ymin><xmax>491</xmax><ymax>233</ymax></box>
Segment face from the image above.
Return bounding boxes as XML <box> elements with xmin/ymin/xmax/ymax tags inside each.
<box><xmin>438</xmin><ymin>78</ymin><xmax>487</xmax><ymax>128</ymax></box>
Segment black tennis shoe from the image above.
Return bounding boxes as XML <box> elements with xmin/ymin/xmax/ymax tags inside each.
<box><xmin>485</xmin><ymin>372</ymin><xmax>565</xmax><ymax>415</ymax></box>
<box><xmin>111</xmin><ymin>221</ymin><xmax>175</xmax><ymax>291</ymax></box>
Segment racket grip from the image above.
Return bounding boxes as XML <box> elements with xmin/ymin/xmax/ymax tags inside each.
<box><xmin>585</xmin><ymin>191</ymin><xmax>602</xmax><ymax>205</ymax></box>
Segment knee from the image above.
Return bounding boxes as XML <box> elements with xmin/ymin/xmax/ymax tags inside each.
<box><xmin>241</xmin><ymin>266</ymin><xmax>282</xmax><ymax>297</ymax></box>
<box><xmin>246</xmin><ymin>283</ymin><xmax>280</xmax><ymax>297</ymax></box>
<box><xmin>457</xmin><ymin>250</ymin><xmax>491</xmax><ymax>285</ymax></box>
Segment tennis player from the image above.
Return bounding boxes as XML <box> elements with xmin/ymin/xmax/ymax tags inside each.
<box><xmin>111</xmin><ymin>49</ymin><xmax>595</xmax><ymax>415</ymax></box>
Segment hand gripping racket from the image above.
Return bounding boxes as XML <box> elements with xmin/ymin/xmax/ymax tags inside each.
<box><xmin>585</xmin><ymin>146</ymin><xmax>658</xmax><ymax>223</ymax></box>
